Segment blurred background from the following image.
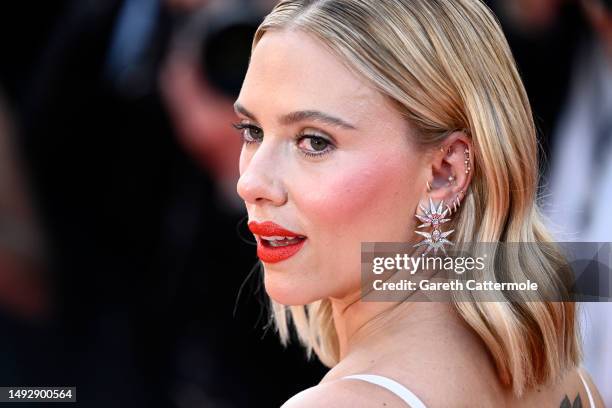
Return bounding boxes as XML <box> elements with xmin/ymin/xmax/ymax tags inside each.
<box><xmin>0</xmin><ymin>0</ymin><xmax>609</xmax><ymax>407</ymax></box>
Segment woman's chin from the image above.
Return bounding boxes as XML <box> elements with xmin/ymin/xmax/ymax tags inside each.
<box><xmin>263</xmin><ymin>272</ymin><xmax>318</xmax><ymax>306</ymax></box>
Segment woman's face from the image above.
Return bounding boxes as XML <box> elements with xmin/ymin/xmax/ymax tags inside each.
<box><xmin>235</xmin><ymin>29</ymin><xmax>428</xmax><ymax>305</ymax></box>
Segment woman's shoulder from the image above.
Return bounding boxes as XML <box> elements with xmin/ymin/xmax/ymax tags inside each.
<box><xmin>279</xmin><ymin>320</ymin><xmax>505</xmax><ymax>407</ymax></box>
<box><xmin>280</xmin><ymin>360</ymin><xmax>500</xmax><ymax>408</ymax></box>
<box><xmin>281</xmin><ymin>365</ymin><xmax>606</xmax><ymax>408</ymax></box>
<box><xmin>279</xmin><ymin>379</ymin><xmax>400</xmax><ymax>408</ymax></box>
<box><xmin>279</xmin><ymin>376</ymin><xmax>431</xmax><ymax>408</ymax></box>
<box><xmin>279</xmin><ymin>377</ymin><xmax>496</xmax><ymax>408</ymax></box>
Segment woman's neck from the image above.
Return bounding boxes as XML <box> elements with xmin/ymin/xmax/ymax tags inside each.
<box><xmin>319</xmin><ymin>296</ymin><xmax>476</xmax><ymax>386</ymax></box>
<box><xmin>329</xmin><ymin>293</ymin><xmax>460</xmax><ymax>361</ymax></box>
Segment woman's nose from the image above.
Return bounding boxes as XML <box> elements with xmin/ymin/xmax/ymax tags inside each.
<box><xmin>236</xmin><ymin>146</ymin><xmax>287</xmax><ymax>206</ymax></box>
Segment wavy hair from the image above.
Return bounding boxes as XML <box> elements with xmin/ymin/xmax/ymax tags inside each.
<box><xmin>250</xmin><ymin>0</ymin><xmax>581</xmax><ymax>397</ymax></box>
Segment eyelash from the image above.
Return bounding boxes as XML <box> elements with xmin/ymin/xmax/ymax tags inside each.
<box><xmin>231</xmin><ymin>122</ymin><xmax>335</xmax><ymax>158</ymax></box>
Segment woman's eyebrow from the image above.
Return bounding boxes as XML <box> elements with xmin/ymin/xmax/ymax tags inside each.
<box><xmin>233</xmin><ymin>102</ymin><xmax>358</xmax><ymax>130</ymax></box>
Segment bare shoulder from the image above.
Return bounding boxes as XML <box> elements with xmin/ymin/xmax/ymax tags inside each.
<box><xmin>281</xmin><ymin>362</ymin><xmax>500</xmax><ymax>408</ymax></box>
<box><xmin>356</xmin><ymin>336</ymin><xmax>507</xmax><ymax>407</ymax></box>
<box><xmin>280</xmin><ymin>378</ymin><xmax>419</xmax><ymax>408</ymax></box>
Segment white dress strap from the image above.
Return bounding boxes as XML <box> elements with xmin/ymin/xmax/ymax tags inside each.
<box><xmin>577</xmin><ymin>367</ymin><xmax>596</xmax><ymax>408</ymax></box>
<box><xmin>342</xmin><ymin>374</ymin><xmax>428</xmax><ymax>408</ymax></box>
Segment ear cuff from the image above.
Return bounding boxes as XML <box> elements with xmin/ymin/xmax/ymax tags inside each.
<box><xmin>445</xmin><ymin>189</ymin><xmax>466</xmax><ymax>215</ymax></box>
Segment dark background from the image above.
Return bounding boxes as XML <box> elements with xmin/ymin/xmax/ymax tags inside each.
<box><xmin>0</xmin><ymin>0</ymin><xmax>608</xmax><ymax>407</ymax></box>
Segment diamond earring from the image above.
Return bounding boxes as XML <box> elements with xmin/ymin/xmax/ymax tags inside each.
<box><xmin>414</xmin><ymin>197</ymin><xmax>455</xmax><ymax>256</ymax></box>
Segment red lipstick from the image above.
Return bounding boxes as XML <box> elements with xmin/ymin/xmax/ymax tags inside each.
<box><xmin>247</xmin><ymin>221</ymin><xmax>307</xmax><ymax>263</ymax></box>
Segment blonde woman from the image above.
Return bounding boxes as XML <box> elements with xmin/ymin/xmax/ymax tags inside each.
<box><xmin>232</xmin><ymin>0</ymin><xmax>606</xmax><ymax>406</ymax></box>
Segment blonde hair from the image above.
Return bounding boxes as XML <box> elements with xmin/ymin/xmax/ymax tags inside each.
<box><xmin>251</xmin><ymin>0</ymin><xmax>581</xmax><ymax>397</ymax></box>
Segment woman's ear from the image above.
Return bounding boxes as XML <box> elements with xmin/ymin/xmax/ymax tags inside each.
<box><xmin>421</xmin><ymin>130</ymin><xmax>473</xmax><ymax>214</ymax></box>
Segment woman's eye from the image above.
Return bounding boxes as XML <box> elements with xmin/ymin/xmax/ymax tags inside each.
<box><xmin>297</xmin><ymin>135</ymin><xmax>334</xmax><ymax>157</ymax></box>
<box><xmin>232</xmin><ymin>123</ymin><xmax>263</xmax><ymax>144</ymax></box>
<box><xmin>231</xmin><ymin>123</ymin><xmax>335</xmax><ymax>158</ymax></box>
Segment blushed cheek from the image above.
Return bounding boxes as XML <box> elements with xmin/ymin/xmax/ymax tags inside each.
<box><xmin>300</xmin><ymin>153</ymin><xmax>417</xmax><ymax>242</ymax></box>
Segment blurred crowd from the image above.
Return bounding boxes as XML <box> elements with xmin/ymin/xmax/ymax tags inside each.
<box><xmin>0</xmin><ymin>0</ymin><xmax>609</xmax><ymax>407</ymax></box>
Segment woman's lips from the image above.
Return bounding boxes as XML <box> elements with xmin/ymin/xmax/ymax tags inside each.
<box><xmin>256</xmin><ymin>237</ymin><xmax>307</xmax><ymax>263</ymax></box>
<box><xmin>248</xmin><ymin>221</ymin><xmax>307</xmax><ymax>263</ymax></box>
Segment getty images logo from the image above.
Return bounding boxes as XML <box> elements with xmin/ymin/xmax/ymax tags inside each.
<box><xmin>372</xmin><ymin>253</ymin><xmax>487</xmax><ymax>275</ymax></box>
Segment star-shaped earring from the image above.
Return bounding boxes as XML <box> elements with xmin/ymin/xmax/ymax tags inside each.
<box><xmin>413</xmin><ymin>197</ymin><xmax>455</xmax><ymax>255</ymax></box>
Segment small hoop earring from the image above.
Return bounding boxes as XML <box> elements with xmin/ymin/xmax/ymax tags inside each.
<box><xmin>426</xmin><ymin>180</ymin><xmax>432</xmax><ymax>192</ymax></box>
